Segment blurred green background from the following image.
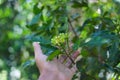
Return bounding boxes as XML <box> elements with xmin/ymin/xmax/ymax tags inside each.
<box><xmin>0</xmin><ymin>0</ymin><xmax>39</xmax><ymax>80</ymax></box>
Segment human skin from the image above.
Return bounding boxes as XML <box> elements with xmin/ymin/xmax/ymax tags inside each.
<box><xmin>33</xmin><ymin>42</ymin><xmax>79</xmax><ymax>80</ymax></box>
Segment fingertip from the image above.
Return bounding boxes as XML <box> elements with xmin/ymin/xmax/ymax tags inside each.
<box><xmin>32</xmin><ymin>42</ymin><xmax>42</xmax><ymax>55</ymax></box>
<box><xmin>33</xmin><ymin>42</ymin><xmax>40</xmax><ymax>47</ymax></box>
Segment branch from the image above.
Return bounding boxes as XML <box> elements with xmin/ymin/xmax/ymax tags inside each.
<box><xmin>62</xmin><ymin>47</ymin><xmax>75</xmax><ymax>64</ymax></box>
<box><xmin>68</xmin><ymin>18</ymin><xmax>79</xmax><ymax>38</ymax></box>
<box><xmin>57</xmin><ymin>45</ymin><xmax>75</xmax><ymax>64</ymax></box>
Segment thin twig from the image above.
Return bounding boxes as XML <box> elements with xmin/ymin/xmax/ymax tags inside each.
<box><xmin>68</xmin><ymin>18</ymin><xmax>79</xmax><ymax>38</ymax></box>
<box><xmin>62</xmin><ymin>47</ymin><xmax>75</xmax><ymax>64</ymax></box>
<box><xmin>57</xmin><ymin>46</ymin><xmax>74</xmax><ymax>64</ymax></box>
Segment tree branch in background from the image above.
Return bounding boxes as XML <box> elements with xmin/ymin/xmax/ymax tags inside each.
<box><xmin>68</xmin><ymin>18</ymin><xmax>79</xmax><ymax>38</ymax></box>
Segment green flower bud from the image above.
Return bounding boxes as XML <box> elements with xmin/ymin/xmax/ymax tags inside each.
<box><xmin>51</xmin><ymin>33</ymin><xmax>68</xmax><ymax>46</ymax></box>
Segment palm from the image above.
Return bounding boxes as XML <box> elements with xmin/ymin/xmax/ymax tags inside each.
<box><xmin>33</xmin><ymin>42</ymin><xmax>78</xmax><ymax>80</ymax></box>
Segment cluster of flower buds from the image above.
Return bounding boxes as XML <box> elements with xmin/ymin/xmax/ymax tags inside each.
<box><xmin>51</xmin><ymin>33</ymin><xmax>68</xmax><ymax>46</ymax></box>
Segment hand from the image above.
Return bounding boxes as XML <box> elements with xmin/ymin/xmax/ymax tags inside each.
<box><xmin>33</xmin><ymin>42</ymin><xmax>79</xmax><ymax>80</ymax></box>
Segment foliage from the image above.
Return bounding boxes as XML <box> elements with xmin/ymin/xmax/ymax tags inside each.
<box><xmin>0</xmin><ymin>0</ymin><xmax>120</xmax><ymax>80</ymax></box>
<box><xmin>0</xmin><ymin>0</ymin><xmax>39</xmax><ymax>79</ymax></box>
<box><xmin>27</xmin><ymin>0</ymin><xmax>120</xmax><ymax>80</ymax></box>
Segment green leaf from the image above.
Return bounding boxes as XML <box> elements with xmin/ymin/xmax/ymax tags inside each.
<box><xmin>72</xmin><ymin>38</ymin><xmax>81</xmax><ymax>50</ymax></box>
<box><xmin>72</xmin><ymin>0</ymin><xmax>88</xmax><ymax>8</ymax></box>
<box><xmin>40</xmin><ymin>44</ymin><xmax>57</xmax><ymax>56</ymax></box>
<box><xmin>102</xmin><ymin>17</ymin><xmax>116</xmax><ymax>30</ymax></box>
<box><xmin>47</xmin><ymin>50</ymin><xmax>61</xmax><ymax>61</ymax></box>
<box><xmin>81</xmin><ymin>49</ymin><xmax>89</xmax><ymax>57</ymax></box>
<box><xmin>42</xmin><ymin>8</ymin><xmax>48</xmax><ymax>23</ymax></box>
<box><xmin>82</xmin><ymin>30</ymin><xmax>114</xmax><ymax>48</ymax></box>
<box><xmin>27</xmin><ymin>13</ymin><xmax>41</xmax><ymax>29</ymax></box>
<box><xmin>26</xmin><ymin>34</ymin><xmax>51</xmax><ymax>45</ymax></box>
<box><xmin>33</xmin><ymin>3</ymin><xmax>43</xmax><ymax>14</ymax></box>
<box><xmin>22</xmin><ymin>60</ymin><xmax>35</xmax><ymax>69</ymax></box>
<box><xmin>82</xmin><ymin>17</ymin><xmax>101</xmax><ymax>28</ymax></box>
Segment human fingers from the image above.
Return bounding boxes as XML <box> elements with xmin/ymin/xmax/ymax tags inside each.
<box><xmin>70</xmin><ymin>65</ymin><xmax>77</xmax><ymax>74</ymax></box>
<box><xmin>33</xmin><ymin>42</ymin><xmax>47</xmax><ymax>71</ymax></box>
<box><xmin>71</xmin><ymin>50</ymin><xmax>80</xmax><ymax>61</ymax></box>
<box><xmin>58</xmin><ymin>55</ymin><xmax>67</xmax><ymax>63</ymax></box>
<box><xmin>65</xmin><ymin>50</ymin><xmax>80</xmax><ymax>68</ymax></box>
